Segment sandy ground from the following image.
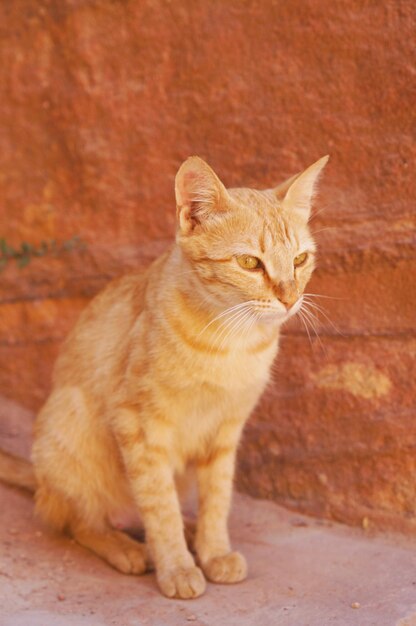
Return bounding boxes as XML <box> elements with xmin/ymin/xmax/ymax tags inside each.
<box><xmin>1</xmin><ymin>484</ymin><xmax>416</xmax><ymax>626</ymax></box>
<box><xmin>1</xmin><ymin>397</ymin><xmax>416</xmax><ymax>625</ymax></box>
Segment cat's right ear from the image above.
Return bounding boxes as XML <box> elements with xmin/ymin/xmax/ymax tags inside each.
<box><xmin>175</xmin><ymin>157</ymin><xmax>230</xmax><ymax>235</ymax></box>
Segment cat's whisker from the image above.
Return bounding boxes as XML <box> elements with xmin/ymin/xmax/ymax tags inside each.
<box><xmin>212</xmin><ymin>305</ymin><xmax>253</xmax><ymax>340</ymax></box>
<box><xmin>298</xmin><ymin>310</ymin><xmax>313</xmax><ymax>348</ymax></box>
<box><xmin>237</xmin><ymin>313</ymin><xmax>256</xmax><ymax>354</ymax></box>
<box><xmin>302</xmin><ymin>298</ymin><xmax>344</xmax><ymax>336</ymax></box>
<box><xmin>303</xmin><ymin>292</ymin><xmax>345</xmax><ymax>301</ymax></box>
<box><xmin>300</xmin><ymin>305</ymin><xmax>326</xmax><ymax>353</ymax></box>
<box><xmin>310</xmin><ymin>226</ymin><xmax>338</xmax><ymax>236</ymax></box>
<box><xmin>197</xmin><ymin>300</ymin><xmax>256</xmax><ymax>338</ymax></box>
<box><xmin>302</xmin><ymin>298</ymin><xmax>330</xmax><ymax>316</ymax></box>
<box><xmin>219</xmin><ymin>307</ymin><xmax>256</xmax><ymax>352</ymax></box>
<box><xmin>219</xmin><ymin>317</ymin><xmax>249</xmax><ymax>352</ymax></box>
<box><xmin>209</xmin><ymin>306</ymin><xmax>253</xmax><ymax>355</ymax></box>
<box><xmin>216</xmin><ymin>308</ymin><xmax>254</xmax><ymax>354</ymax></box>
<box><xmin>202</xmin><ymin>305</ymin><xmax>251</xmax><ymax>347</ymax></box>
<box><xmin>301</xmin><ymin>302</ymin><xmax>320</xmax><ymax>325</ymax></box>
<box><xmin>235</xmin><ymin>309</ymin><xmax>259</xmax><ymax>347</ymax></box>
<box><xmin>242</xmin><ymin>311</ymin><xmax>261</xmax><ymax>348</ymax></box>
<box><xmin>308</xmin><ymin>205</ymin><xmax>328</xmax><ymax>221</ymax></box>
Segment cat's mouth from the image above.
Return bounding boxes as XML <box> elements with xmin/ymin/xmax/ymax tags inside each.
<box><xmin>254</xmin><ymin>296</ymin><xmax>303</xmax><ymax>323</ymax></box>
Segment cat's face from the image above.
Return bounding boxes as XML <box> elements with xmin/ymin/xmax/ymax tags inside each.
<box><xmin>175</xmin><ymin>156</ymin><xmax>328</xmax><ymax>324</ymax></box>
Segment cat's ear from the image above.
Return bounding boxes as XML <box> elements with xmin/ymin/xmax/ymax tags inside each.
<box><xmin>175</xmin><ymin>156</ymin><xmax>230</xmax><ymax>234</ymax></box>
<box><xmin>273</xmin><ymin>172</ymin><xmax>303</xmax><ymax>200</ymax></box>
<box><xmin>278</xmin><ymin>155</ymin><xmax>329</xmax><ymax>221</ymax></box>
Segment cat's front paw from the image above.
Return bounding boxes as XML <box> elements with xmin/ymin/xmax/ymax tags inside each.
<box><xmin>202</xmin><ymin>551</ymin><xmax>247</xmax><ymax>584</ymax></box>
<box><xmin>157</xmin><ymin>565</ymin><xmax>206</xmax><ymax>599</ymax></box>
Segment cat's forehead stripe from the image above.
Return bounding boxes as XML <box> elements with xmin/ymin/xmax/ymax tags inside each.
<box><xmin>262</xmin><ymin>219</ymin><xmax>277</xmax><ymax>250</ymax></box>
<box><xmin>259</xmin><ymin>227</ymin><xmax>266</xmax><ymax>253</ymax></box>
<box><xmin>229</xmin><ymin>186</ymin><xmax>306</xmax><ymax>253</ymax></box>
<box><xmin>284</xmin><ymin>220</ymin><xmax>299</xmax><ymax>249</ymax></box>
<box><xmin>263</xmin><ymin>212</ymin><xmax>292</xmax><ymax>250</ymax></box>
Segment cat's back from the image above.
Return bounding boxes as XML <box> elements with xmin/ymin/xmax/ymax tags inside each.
<box><xmin>53</xmin><ymin>268</ymin><xmax>150</xmax><ymax>390</ymax></box>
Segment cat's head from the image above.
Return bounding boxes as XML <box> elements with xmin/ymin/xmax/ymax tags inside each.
<box><xmin>175</xmin><ymin>155</ymin><xmax>328</xmax><ymax>324</ymax></box>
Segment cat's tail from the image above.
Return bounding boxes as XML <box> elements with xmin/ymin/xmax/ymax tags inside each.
<box><xmin>0</xmin><ymin>449</ymin><xmax>36</xmax><ymax>493</ymax></box>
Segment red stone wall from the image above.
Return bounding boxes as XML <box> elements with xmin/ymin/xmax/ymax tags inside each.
<box><xmin>1</xmin><ymin>1</ymin><xmax>415</xmax><ymax>532</ymax></box>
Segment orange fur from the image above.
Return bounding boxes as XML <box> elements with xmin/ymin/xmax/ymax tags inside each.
<box><xmin>2</xmin><ymin>155</ymin><xmax>328</xmax><ymax>598</ymax></box>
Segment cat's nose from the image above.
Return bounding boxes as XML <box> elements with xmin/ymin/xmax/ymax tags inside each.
<box><xmin>273</xmin><ymin>280</ymin><xmax>299</xmax><ymax>310</ymax></box>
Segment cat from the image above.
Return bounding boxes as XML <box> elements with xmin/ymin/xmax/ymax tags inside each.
<box><xmin>0</xmin><ymin>154</ymin><xmax>328</xmax><ymax>598</ymax></box>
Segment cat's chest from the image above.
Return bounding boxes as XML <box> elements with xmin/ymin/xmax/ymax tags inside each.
<box><xmin>146</xmin><ymin>325</ymin><xmax>279</xmax><ymax>466</ymax></box>
<box><xmin>167</xmin><ymin>352</ymin><xmax>275</xmax><ymax>465</ymax></box>
<box><xmin>163</xmin><ymin>334</ymin><xmax>279</xmax><ymax>415</ymax></box>
<box><xmin>189</xmin><ymin>338</ymin><xmax>278</xmax><ymax>390</ymax></box>
<box><xmin>170</xmin><ymin>383</ymin><xmax>244</xmax><ymax>466</ymax></box>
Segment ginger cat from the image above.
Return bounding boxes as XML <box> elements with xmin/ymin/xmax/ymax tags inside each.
<box><xmin>0</xmin><ymin>155</ymin><xmax>328</xmax><ymax>598</ymax></box>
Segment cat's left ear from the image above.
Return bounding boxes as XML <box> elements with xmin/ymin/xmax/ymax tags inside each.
<box><xmin>278</xmin><ymin>155</ymin><xmax>329</xmax><ymax>222</ymax></box>
<box><xmin>175</xmin><ymin>156</ymin><xmax>231</xmax><ymax>235</ymax></box>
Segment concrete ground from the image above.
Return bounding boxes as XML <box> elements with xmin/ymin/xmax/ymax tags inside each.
<box><xmin>1</xmin><ymin>397</ymin><xmax>416</xmax><ymax>626</ymax></box>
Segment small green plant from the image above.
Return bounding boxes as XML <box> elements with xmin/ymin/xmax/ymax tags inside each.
<box><xmin>0</xmin><ymin>235</ymin><xmax>86</xmax><ymax>271</ymax></box>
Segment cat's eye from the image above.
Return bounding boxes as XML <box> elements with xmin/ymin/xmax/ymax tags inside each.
<box><xmin>237</xmin><ymin>255</ymin><xmax>263</xmax><ymax>271</ymax></box>
<box><xmin>294</xmin><ymin>252</ymin><xmax>308</xmax><ymax>267</ymax></box>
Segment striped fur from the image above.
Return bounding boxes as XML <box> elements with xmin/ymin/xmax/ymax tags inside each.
<box><xmin>5</xmin><ymin>155</ymin><xmax>328</xmax><ymax>598</ymax></box>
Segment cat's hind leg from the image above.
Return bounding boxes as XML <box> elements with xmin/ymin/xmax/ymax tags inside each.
<box><xmin>72</xmin><ymin>524</ymin><xmax>148</xmax><ymax>575</ymax></box>
<box><xmin>33</xmin><ymin>387</ymin><xmax>149</xmax><ymax>575</ymax></box>
<box><xmin>35</xmin><ymin>481</ymin><xmax>148</xmax><ymax>575</ymax></box>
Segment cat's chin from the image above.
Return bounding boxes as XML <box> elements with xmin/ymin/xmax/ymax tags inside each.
<box><xmin>258</xmin><ymin>309</ymin><xmax>289</xmax><ymax>325</ymax></box>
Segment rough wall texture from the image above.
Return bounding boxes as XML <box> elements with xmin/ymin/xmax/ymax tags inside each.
<box><xmin>0</xmin><ymin>0</ymin><xmax>415</xmax><ymax>532</ymax></box>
